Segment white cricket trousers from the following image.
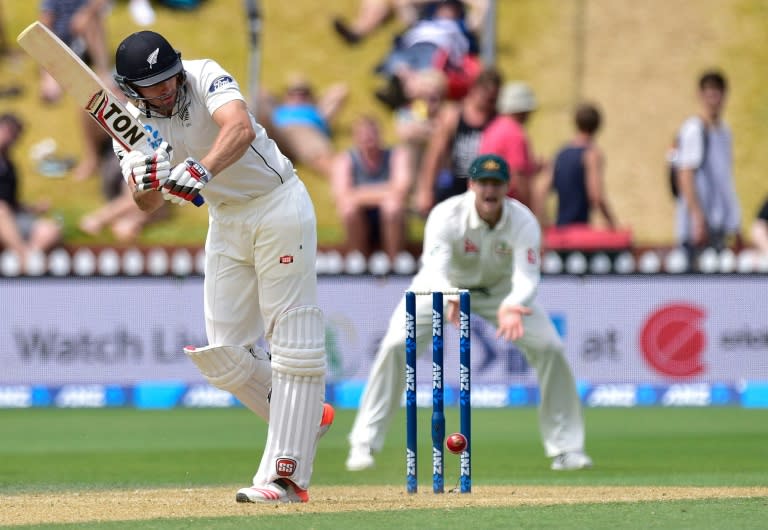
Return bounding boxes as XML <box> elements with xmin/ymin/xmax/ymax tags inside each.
<box><xmin>348</xmin><ymin>291</ymin><xmax>586</xmax><ymax>458</ymax></box>
<box><xmin>203</xmin><ymin>177</ymin><xmax>319</xmax><ymax>347</ymax></box>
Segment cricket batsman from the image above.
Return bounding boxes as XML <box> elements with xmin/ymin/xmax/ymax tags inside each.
<box><xmin>112</xmin><ymin>30</ymin><xmax>332</xmax><ymax>503</ymax></box>
<box><xmin>346</xmin><ymin>154</ymin><xmax>592</xmax><ymax>472</ymax></box>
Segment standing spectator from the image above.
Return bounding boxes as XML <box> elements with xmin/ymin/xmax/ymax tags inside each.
<box><xmin>256</xmin><ymin>74</ymin><xmax>348</xmax><ymax>180</ymax></box>
<box><xmin>673</xmin><ymin>69</ymin><xmax>741</xmax><ymax>264</ymax></box>
<box><xmin>346</xmin><ymin>154</ymin><xmax>592</xmax><ymax>472</ymax></box>
<box><xmin>414</xmin><ymin>67</ymin><xmax>502</xmax><ymax>216</ymax></box>
<box><xmin>331</xmin><ymin>115</ymin><xmax>412</xmax><ymax>260</ymax></box>
<box><xmin>0</xmin><ymin>114</ymin><xmax>62</xmax><ymax>268</ymax></box>
<box><xmin>39</xmin><ymin>0</ymin><xmax>112</xmax><ymax>181</ymax></box>
<box><xmin>112</xmin><ymin>30</ymin><xmax>332</xmax><ymax>503</ymax></box>
<box><xmin>533</xmin><ymin>102</ymin><xmax>616</xmax><ymax>229</ymax></box>
<box><xmin>479</xmin><ymin>81</ymin><xmax>545</xmax><ymax>208</ymax></box>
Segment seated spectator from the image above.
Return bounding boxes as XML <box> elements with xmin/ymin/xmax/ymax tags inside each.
<box><xmin>256</xmin><ymin>74</ymin><xmax>348</xmax><ymax>179</ymax></box>
<box><xmin>479</xmin><ymin>81</ymin><xmax>546</xmax><ymax>208</ymax></box>
<box><xmin>373</xmin><ymin>0</ymin><xmax>479</xmax><ymax>108</ymax></box>
<box><xmin>0</xmin><ymin>114</ymin><xmax>62</xmax><ymax>267</ymax></box>
<box><xmin>751</xmin><ymin>197</ymin><xmax>768</xmax><ymax>255</ymax></box>
<box><xmin>39</xmin><ymin>0</ymin><xmax>112</xmax><ymax>181</ymax></box>
<box><xmin>533</xmin><ymin>102</ymin><xmax>617</xmax><ymax>229</ymax></box>
<box><xmin>331</xmin><ymin>115</ymin><xmax>412</xmax><ymax>259</ymax></box>
<box><xmin>394</xmin><ymin>68</ymin><xmax>447</xmax><ymax>182</ymax></box>
<box><xmin>78</xmin><ymin>139</ymin><xmax>169</xmax><ymax>242</ymax></box>
<box><xmin>414</xmin><ymin>67</ymin><xmax>502</xmax><ymax>216</ymax></box>
<box><xmin>332</xmin><ymin>0</ymin><xmax>488</xmax><ymax>47</ymax></box>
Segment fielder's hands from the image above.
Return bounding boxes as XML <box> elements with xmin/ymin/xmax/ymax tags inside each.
<box><xmin>496</xmin><ymin>304</ymin><xmax>533</xmax><ymax>342</ymax></box>
<box><xmin>120</xmin><ymin>142</ymin><xmax>172</xmax><ymax>192</ymax></box>
<box><xmin>162</xmin><ymin>157</ymin><xmax>212</xmax><ymax>205</ymax></box>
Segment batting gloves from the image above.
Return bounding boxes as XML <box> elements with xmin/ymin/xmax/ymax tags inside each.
<box><xmin>162</xmin><ymin>157</ymin><xmax>213</xmax><ymax>205</ymax></box>
<box><xmin>120</xmin><ymin>142</ymin><xmax>172</xmax><ymax>191</ymax></box>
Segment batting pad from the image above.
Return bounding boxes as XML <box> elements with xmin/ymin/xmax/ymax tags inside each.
<box><xmin>184</xmin><ymin>344</ymin><xmax>272</xmax><ymax>421</ymax></box>
<box><xmin>252</xmin><ymin>306</ymin><xmax>326</xmax><ymax>490</ymax></box>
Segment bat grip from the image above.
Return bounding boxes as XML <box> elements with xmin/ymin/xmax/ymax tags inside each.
<box><xmin>193</xmin><ymin>195</ymin><xmax>204</xmax><ymax>207</ymax></box>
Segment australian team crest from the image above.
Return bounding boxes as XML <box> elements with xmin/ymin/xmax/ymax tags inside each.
<box><xmin>495</xmin><ymin>242</ymin><xmax>513</xmax><ymax>255</ymax></box>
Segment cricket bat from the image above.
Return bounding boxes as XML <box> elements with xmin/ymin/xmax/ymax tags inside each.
<box><xmin>16</xmin><ymin>21</ymin><xmax>203</xmax><ymax>206</ymax></box>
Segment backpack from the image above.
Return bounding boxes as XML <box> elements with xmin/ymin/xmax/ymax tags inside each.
<box><xmin>668</xmin><ymin>117</ymin><xmax>708</xmax><ymax>198</ymax></box>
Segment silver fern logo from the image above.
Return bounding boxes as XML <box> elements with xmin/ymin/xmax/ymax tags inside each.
<box><xmin>146</xmin><ymin>48</ymin><xmax>159</xmax><ymax>69</ymax></box>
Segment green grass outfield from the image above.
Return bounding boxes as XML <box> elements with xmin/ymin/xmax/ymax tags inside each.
<box><xmin>1</xmin><ymin>407</ymin><xmax>767</xmax><ymax>528</ymax></box>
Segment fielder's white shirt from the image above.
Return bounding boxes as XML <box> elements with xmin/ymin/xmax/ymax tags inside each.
<box><xmin>120</xmin><ymin>59</ymin><xmax>297</xmax><ymax>208</ymax></box>
<box><xmin>413</xmin><ymin>191</ymin><xmax>542</xmax><ymax>308</ymax></box>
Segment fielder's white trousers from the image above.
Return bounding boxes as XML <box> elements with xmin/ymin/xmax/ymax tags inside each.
<box><xmin>348</xmin><ymin>290</ymin><xmax>586</xmax><ymax>458</ymax></box>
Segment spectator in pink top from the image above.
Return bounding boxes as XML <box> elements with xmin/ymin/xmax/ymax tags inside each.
<box><xmin>478</xmin><ymin>81</ymin><xmax>545</xmax><ymax>207</ymax></box>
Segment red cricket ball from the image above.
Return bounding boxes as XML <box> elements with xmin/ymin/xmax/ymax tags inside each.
<box><xmin>446</xmin><ymin>432</ymin><xmax>467</xmax><ymax>454</ymax></box>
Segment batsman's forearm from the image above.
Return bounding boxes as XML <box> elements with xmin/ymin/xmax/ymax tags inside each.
<box><xmin>133</xmin><ymin>189</ymin><xmax>165</xmax><ymax>212</ymax></box>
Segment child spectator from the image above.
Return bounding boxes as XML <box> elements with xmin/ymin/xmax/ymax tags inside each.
<box><xmin>331</xmin><ymin>115</ymin><xmax>412</xmax><ymax>259</ymax></box>
<box><xmin>534</xmin><ymin>102</ymin><xmax>616</xmax><ymax>229</ymax></box>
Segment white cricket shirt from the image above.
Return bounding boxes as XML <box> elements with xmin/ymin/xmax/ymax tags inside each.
<box><xmin>414</xmin><ymin>191</ymin><xmax>542</xmax><ymax>308</ymax></box>
<box><xmin>122</xmin><ymin>59</ymin><xmax>297</xmax><ymax>208</ymax></box>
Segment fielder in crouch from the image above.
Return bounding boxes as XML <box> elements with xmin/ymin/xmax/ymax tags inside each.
<box><xmin>347</xmin><ymin>154</ymin><xmax>592</xmax><ymax>472</ymax></box>
<box><xmin>112</xmin><ymin>31</ymin><xmax>332</xmax><ymax>503</ymax></box>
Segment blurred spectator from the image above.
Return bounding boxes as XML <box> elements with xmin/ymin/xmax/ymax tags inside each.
<box><xmin>129</xmin><ymin>0</ymin><xmax>156</xmax><ymax>26</ymax></box>
<box><xmin>534</xmin><ymin>102</ymin><xmax>616</xmax><ymax>229</ymax></box>
<box><xmin>414</xmin><ymin>67</ymin><xmax>502</xmax><ymax>216</ymax></box>
<box><xmin>256</xmin><ymin>74</ymin><xmax>348</xmax><ymax>180</ymax></box>
<box><xmin>750</xmin><ymin>198</ymin><xmax>768</xmax><ymax>255</ymax></box>
<box><xmin>673</xmin><ymin>69</ymin><xmax>741</xmax><ymax>263</ymax></box>
<box><xmin>331</xmin><ymin>115</ymin><xmax>412</xmax><ymax>259</ymax></box>
<box><xmin>394</xmin><ymin>68</ymin><xmax>447</xmax><ymax>181</ymax></box>
<box><xmin>78</xmin><ymin>139</ymin><xmax>169</xmax><ymax>242</ymax></box>
<box><xmin>479</xmin><ymin>81</ymin><xmax>546</xmax><ymax>208</ymax></box>
<box><xmin>39</xmin><ymin>0</ymin><xmax>112</xmax><ymax>181</ymax></box>
<box><xmin>373</xmin><ymin>0</ymin><xmax>479</xmax><ymax>108</ymax></box>
<box><xmin>0</xmin><ymin>114</ymin><xmax>62</xmax><ymax>266</ymax></box>
<box><xmin>333</xmin><ymin>0</ymin><xmax>488</xmax><ymax>47</ymax></box>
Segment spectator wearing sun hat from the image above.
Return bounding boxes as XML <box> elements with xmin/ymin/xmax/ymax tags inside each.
<box><xmin>478</xmin><ymin>81</ymin><xmax>547</xmax><ymax>207</ymax></box>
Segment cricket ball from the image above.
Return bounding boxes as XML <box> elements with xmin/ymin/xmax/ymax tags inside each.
<box><xmin>446</xmin><ymin>432</ymin><xmax>467</xmax><ymax>454</ymax></box>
